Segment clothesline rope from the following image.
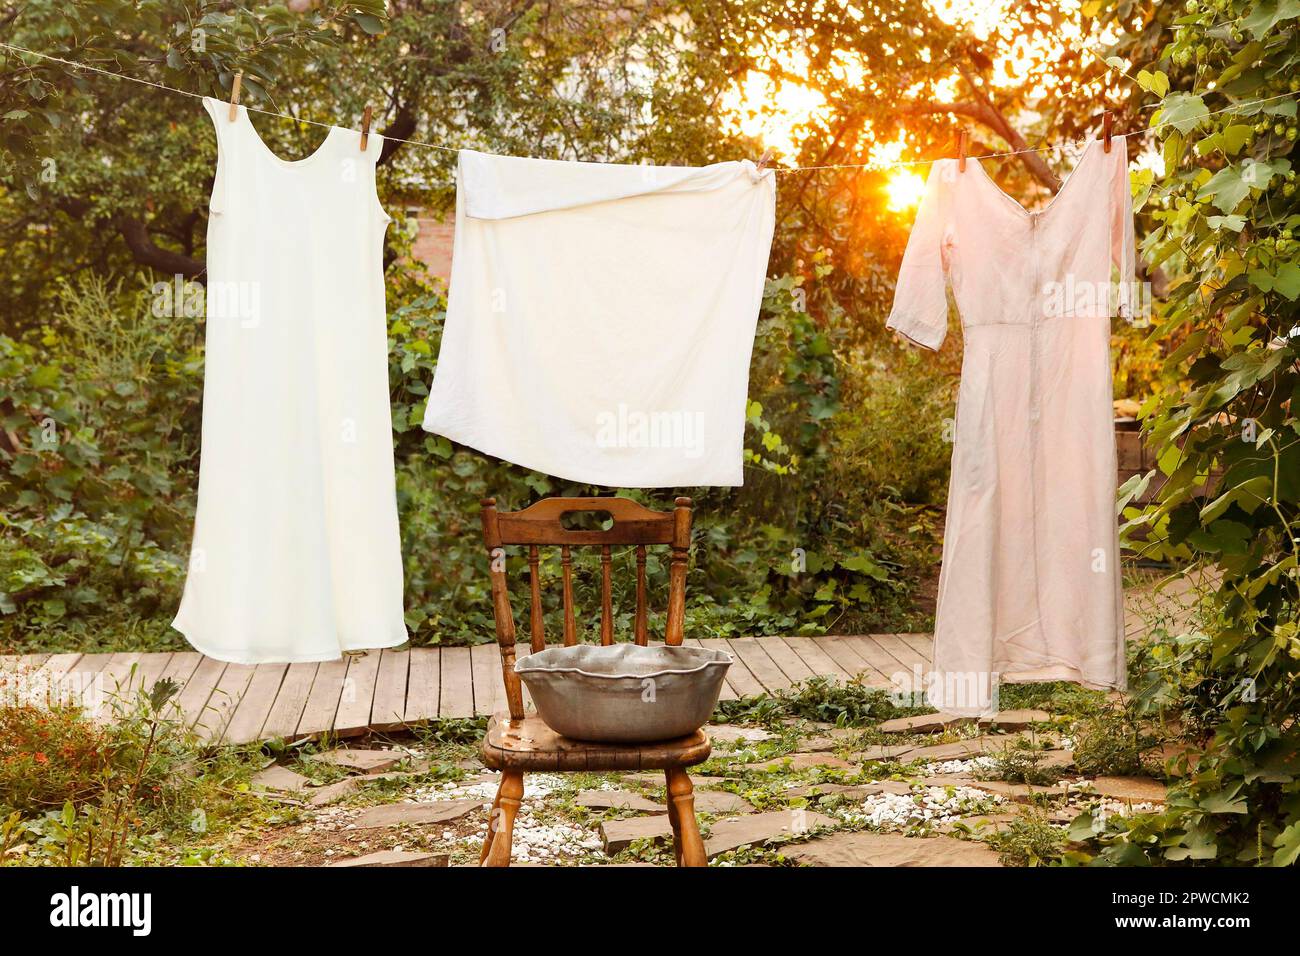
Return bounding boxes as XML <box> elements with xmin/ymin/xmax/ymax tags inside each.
<box><xmin>3</xmin><ymin>40</ymin><xmax>1298</xmax><ymax>174</ymax></box>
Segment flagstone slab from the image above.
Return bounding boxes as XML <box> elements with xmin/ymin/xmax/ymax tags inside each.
<box><xmin>855</xmin><ymin>744</ymin><xmax>918</xmax><ymax>762</ymax></box>
<box><xmin>308</xmin><ymin>748</ymin><xmax>404</xmax><ymax>774</ymax></box>
<box><xmin>251</xmin><ymin>764</ymin><xmax>312</xmax><ymax>793</ymax></box>
<box><xmin>746</xmin><ymin>752</ymin><xmax>854</xmax><ymax>772</ymax></box>
<box><xmin>328</xmin><ymin>850</ymin><xmax>449</xmax><ymax>868</ymax></box>
<box><xmin>693</xmin><ymin>790</ymin><xmax>755</xmax><ymax>814</ymax></box>
<box><xmin>703</xmin><ymin>810</ymin><xmax>838</xmax><ymax>858</ymax></box>
<box><xmin>877</xmin><ymin>713</ymin><xmax>973</xmax><ymax>735</ymax></box>
<box><xmin>781</xmin><ymin>830</ymin><xmax>1003</xmax><ymax>867</ymax></box>
<box><xmin>978</xmin><ymin>709</ymin><xmax>1054</xmax><ymax>730</ymax></box>
<box><xmin>786</xmin><ymin>780</ymin><xmax>911</xmax><ymax>800</ymax></box>
<box><xmin>1086</xmin><ymin>776</ymin><xmax>1168</xmax><ymax>805</ymax></box>
<box><xmin>908</xmin><ymin>734</ymin><xmax>1063</xmax><ymax>764</ymax></box>
<box><xmin>707</xmin><ymin>725</ymin><xmax>776</xmax><ymax>745</ymax></box>
<box><xmin>904</xmin><ymin>738</ymin><xmax>999</xmax><ymax>763</ymax></box>
<box><xmin>576</xmin><ymin>789</ymin><xmax>666</xmax><ymax>813</ymax></box>
<box><xmin>967</xmin><ymin>780</ymin><xmax>1067</xmax><ymax>802</ymax></box>
<box><xmin>351</xmin><ymin>799</ymin><xmax>482</xmax><ymax>830</ymax></box>
<box><xmin>800</xmin><ymin>728</ymin><xmax>861</xmax><ymax>752</ymax></box>
<box><xmin>620</xmin><ymin>772</ymin><xmax>668</xmax><ymax>788</ymax></box>
<box><xmin>307</xmin><ymin>779</ymin><xmax>360</xmax><ymax>807</ymax></box>
<box><xmin>1040</xmin><ymin>749</ymin><xmax>1075</xmax><ymax>770</ymax></box>
<box><xmin>600</xmin><ymin>814</ymin><xmax>675</xmax><ymax>853</ymax></box>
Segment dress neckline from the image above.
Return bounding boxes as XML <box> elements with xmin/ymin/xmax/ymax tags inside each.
<box><xmin>970</xmin><ymin>137</ymin><xmax>1106</xmax><ymax>220</ymax></box>
<box><xmin>237</xmin><ymin>104</ymin><xmax>340</xmax><ymax>168</ymax></box>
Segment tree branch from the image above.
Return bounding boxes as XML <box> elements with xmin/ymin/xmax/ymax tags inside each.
<box><xmin>115</xmin><ymin>216</ymin><xmax>205</xmax><ymax>279</ymax></box>
<box><xmin>377</xmin><ymin>104</ymin><xmax>417</xmax><ymax>166</ymax></box>
<box><xmin>898</xmin><ymin>65</ymin><xmax>1062</xmax><ymax>193</ymax></box>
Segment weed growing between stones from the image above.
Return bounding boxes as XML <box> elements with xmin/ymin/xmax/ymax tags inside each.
<box><xmin>978</xmin><ymin>737</ymin><xmax>1064</xmax><ymax>787</ymax></box>
<box><xmin>1071</xmin><ymin>704</ymin><xmax>1162</xmax><ymax>777</ymax></box>
<box><xmin>988</xmin><ymin>806</ymin><xmax>1068</xmax><ymax>867</ymax></box>
<box><xmin>716</xmin><ymin>676</ymin><xmax>933</xmax><ymax>728</ymax></box>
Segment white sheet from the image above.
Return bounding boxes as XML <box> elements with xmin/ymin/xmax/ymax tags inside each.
<box><xmin>422</xmin><ymin>149</ymin><xmax>776</xmax><ymax>487</ymax></box>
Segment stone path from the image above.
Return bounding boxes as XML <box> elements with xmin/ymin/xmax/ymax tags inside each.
<box><xmin>234</xmin><ymin>707</ymin><xmax>1175</xmax><ymax>867</ymax></box>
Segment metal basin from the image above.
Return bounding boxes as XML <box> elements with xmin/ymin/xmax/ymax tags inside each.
<box><xmin>514</xmin><ymin>644</ymin><xmax>733</xmax><ymax>743</ymax></box>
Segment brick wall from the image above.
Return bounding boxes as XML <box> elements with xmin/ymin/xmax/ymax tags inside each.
<box><xmin>408</xmin><ymin>213</ymin><xmax>455</xmax><ymax>285</ymax></box>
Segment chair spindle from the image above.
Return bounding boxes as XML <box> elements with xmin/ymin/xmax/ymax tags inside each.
<box><xmin>634</xmin><ymin>545</ymin><xmax>648</xmax><ymax>645</ymax></box>
<box><xmin>561</xmin><ymin>545</ymin><xmax>577</xmax><ymax>646</ymax></box>
<box><xmin>600</xmin><ymin>544</ymin><xmax>613</xmax><ymax>645</ymax></box>
<box><xmin>665</xmin><ymin>497</ymin><xmax>691</xmax><ymax>646</ymax></box>
<box><xmin>527</xmin><ymin>545</ymin><xmax>545</xmax><ymax>652</ymax></box>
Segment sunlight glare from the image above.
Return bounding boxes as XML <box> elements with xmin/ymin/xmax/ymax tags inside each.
<box><xmin>886</xmin><ymin>170</ymin><xmax>927</xmax><ymax>211</ymax></box>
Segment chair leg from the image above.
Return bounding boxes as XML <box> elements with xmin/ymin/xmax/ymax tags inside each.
<box><xmin>665</xmin><ymin>767</ymin><xmax>706</xmax><ymax>867</ymax></box>
<box><xmin>663</xmin><ymin>770</ymin><xmax>684</xmax><ymax>866</ymax></box>
<box><xmin>481</xmin><ymin>770</ymin><xmax>523</xmax><ymax>868</ymax></box>
<box><xmin>479</xmin><ymin>787</ymin><xmax>503</xmax><ymax>864</ymax></box>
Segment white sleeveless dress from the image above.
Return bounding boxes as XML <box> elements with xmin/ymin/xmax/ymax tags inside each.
<box><xmin>173</xmin><ymin>98</ymin><xmax>407</xmax><ymax>663</ymax></box>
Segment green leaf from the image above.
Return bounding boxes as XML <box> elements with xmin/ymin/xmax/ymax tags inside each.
<box><xmin>1206</xmin><ymin>214</ymin><xmax>1246</xmax><ymax>231</ymax></box>
<box><xmin>840</xmin><ymin>552</ymin><xmax>889</xmax><ymax>580</ymax></box>
<box><xmin>1200</xmin><ymin>475</ymin><xmax>1272</xmax><ymax>522</ymax></box>
<box><xmin>1272</xmin><ymin>822</ymin><xmax>1300</xmax><ymax>867</ymax></box>
<box><xmin>1198</xmin><ymin>784</ymin><xmax>1249</xmax><ymax>814</ymax></box>
<box><xmin>1067</xmin><ymin>813</ymin><xmax>1099</xmax><ymax>841</ymax></box>
<box><xmin>1158</xmin><ymin>93</ymin><xmax>1208</xmax><ymax>135</ymax></box>
<box><xmin>1197</xmin><ymin>165</ymin><xmax>1252</xmax><ymax>214</ymax></box>
<box><xmin>1242</xmin><ymin>0</ymin><xmax>1300</xmax><ymax>39</ymax></box>
<box><xmin>352</xmin><ymin>12</ymin><xmax>386</xmax><ymax>35</ymax></box>
<box><xmin>1165</xmin><ymin>822</ymin><xmax>1219</xmax><ymax>861</ymax></box>
<box><xmin>1274</xmin><ymin>263</ymin><xmax>1300</xmax><ymax>300</ymax></box>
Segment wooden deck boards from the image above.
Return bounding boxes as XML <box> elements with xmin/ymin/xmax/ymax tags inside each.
<box><xmin>0</xmin><ymin>571</ymin><xmax>1193</xmax><ymax>745</ymax></box>
<box><xmin>0</xmin><ymin>635</ymin><xmax>919</xmax><ymax>742</ymax></box>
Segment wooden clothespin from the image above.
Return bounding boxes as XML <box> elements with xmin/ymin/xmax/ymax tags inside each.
<box><xmin>228</xmin><ymin>71</ymin><xmax>242</xmax><ymax>122</ymax></box>
<box><xmin>360</xmin><ymin>105</ymin><xmax>373</xmax><ymax>152</ymax></box>
<box><xmin>957</xmin><ymin>129</ymin><xmax>968</xmax><ymax>172</ymax></box>
<box><xmin>1102</xmin><ymin>111</ymin><xmax>1113</xmax><ymax>153</ymax></box>
<box><xmin>755</xmin><ymin>149</ymin><xmax>774</xmax><ymax>173</ymax></box>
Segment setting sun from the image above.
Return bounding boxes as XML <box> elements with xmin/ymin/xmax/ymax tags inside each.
<box><xmin>886</xmin><ymin>170</ymin><xmax>927</xmax><ymax>211</ymax></box>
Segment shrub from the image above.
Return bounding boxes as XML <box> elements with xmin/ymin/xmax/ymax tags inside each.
<box><xmin>0</xmin><ymin>276</ymin><xmax>200</xmax><ymax>638</ymax></box>
<box><xmin>0</xmin><ymin>679</ymin><xmax>245</xmax><ymax>866</ymax></box>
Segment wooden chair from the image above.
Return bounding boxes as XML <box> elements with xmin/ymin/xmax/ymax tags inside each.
<box><xmin>477</xmin><ymin>495</ymin><xmax>711</xmax><ymax>867</ymax></box>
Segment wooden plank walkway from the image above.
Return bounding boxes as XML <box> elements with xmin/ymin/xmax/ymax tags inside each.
<box><xmin>0</xmin><ymin>576</ymin><xmax>1203</xmax><ymax>747</ymax></box>
<box><xmin>0</xmin><ymin>636</ymin><xmax>922</xmax><ymax>746</ymax></box>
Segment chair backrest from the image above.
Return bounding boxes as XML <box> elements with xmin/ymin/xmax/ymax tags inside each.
<box><xmin>479</xmin><ymin>495</ymin><xmax>693</xmax><ymax>720</ymax></box>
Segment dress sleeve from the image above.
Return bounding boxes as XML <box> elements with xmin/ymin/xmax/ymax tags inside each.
<box><xmin>886</xmin><ymin>162</ymin><xmax>951</xmax><ymax>351</ymax></box>
<box><xmin>1110</xmin><ymin>136</ymin><xmax>1136</xmax><ymax>321</ymax></box>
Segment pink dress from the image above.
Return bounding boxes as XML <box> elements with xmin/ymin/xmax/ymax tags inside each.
<box><xmin>887</xmin><ymin>137</ymin><xmax>1134</xmax><ymax>714</ymax></box>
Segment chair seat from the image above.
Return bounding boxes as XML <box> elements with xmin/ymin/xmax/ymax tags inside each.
<box><xmin>480</xmin><ymin>713</ymin><xmax>712</xmax><ymax>772</ymax></box>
